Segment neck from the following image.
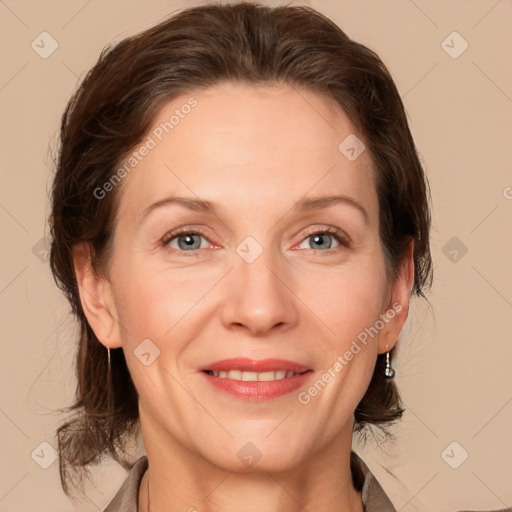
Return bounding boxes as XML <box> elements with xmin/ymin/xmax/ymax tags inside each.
<box><xmin>138</xmin><ymin>415</ymin><xmax>363</xmax><ymax>512</ymax></box>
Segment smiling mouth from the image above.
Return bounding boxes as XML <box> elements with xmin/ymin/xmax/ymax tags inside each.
<box><xmin>202</xmin><ymin>369</ymin><xmax>310</xmax><ymax>381</ymax></box>
<box><xmin>200</xmin><ymin>360</ymin><xmax>314</xmax><ymax>400</ymax></box>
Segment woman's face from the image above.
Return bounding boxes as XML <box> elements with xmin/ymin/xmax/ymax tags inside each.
<box><xmin>85</xmin><ymin>82</ymin><xmax>411</xmax><ymax>472</ymax></box>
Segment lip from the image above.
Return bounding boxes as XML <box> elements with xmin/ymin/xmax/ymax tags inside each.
<box><xmin>199</xmin><ymin>358</ymin><xmax>313</xmax><ymax>401</ymax></box>
<box><xmin>199</xmin><ymin>358</ymin><xmax>312</xmax><ymax>373</ymax></box>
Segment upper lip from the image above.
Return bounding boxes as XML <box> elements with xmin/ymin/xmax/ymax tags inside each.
<box><xmin>200</xmin><ymin>358</ymin><xmax>312</xmax><ymax>373</ymax></box>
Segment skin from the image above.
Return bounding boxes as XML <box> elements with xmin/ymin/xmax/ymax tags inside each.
<box><xmin>74</xmin><ymin>82</ymin><xmax>414</xmax><ymax>512</ymax></box>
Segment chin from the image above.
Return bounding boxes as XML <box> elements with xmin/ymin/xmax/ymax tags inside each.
<box><xmin>197</xmin><ymin>432</ymin><xmax>309</xmax><ymax>474</ymax></box>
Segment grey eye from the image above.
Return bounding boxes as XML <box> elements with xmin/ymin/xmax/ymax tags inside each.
<box><xmin>297</xmin><ymin>232</ymin><xmax>341</xmax><ymax>251</ymax></box>
<box><xmin>168</xmin><ymin>233</ymin><xmax>206</xmax><ymax>251</ymax></box>
<box><xmin>309</xmin><ymin>233</ymin><xmax>333</xmax><ymax>250</ymax></box>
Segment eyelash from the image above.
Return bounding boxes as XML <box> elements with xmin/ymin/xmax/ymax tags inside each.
<box><xmin>161</xmin><ymin>226</ymin><xmax>350</xmax><ymax>256</ymax></box>
<box><xmin>296</xmin><ymin>226</ymin><xmax>350</xmax><ymax>253</ymax></box>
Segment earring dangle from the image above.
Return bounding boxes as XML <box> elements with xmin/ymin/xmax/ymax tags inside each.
<box><xmin>384</xmin><ymin>351</ymin><xmax>395</xmax><ymax>379</ymax></box>
<box><xmin>107</xmin><ymin>347</ymin><xmax>111</xmax><ymax>373</ymax></box>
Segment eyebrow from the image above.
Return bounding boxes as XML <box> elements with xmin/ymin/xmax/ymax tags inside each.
<box><xmin>292</xmin><ymin>195</ymin><xmax>369</xmax><ymax>225</ymax></box>
<box><xmin>140</xmin><ymin>194</ymin><xmax>369</xmax><ymax>225</ymax></box>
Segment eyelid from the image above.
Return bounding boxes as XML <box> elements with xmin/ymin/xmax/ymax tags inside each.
<box><xmin>161</xmin><ymin>226</ymin><xmax>216</xmax><ymax>253</ymax></box>
<box><xmin>292</xmin><ymin>226</ymin><xmax>350</xmax><ymax>251</ymax></box>
<box><xmin>161</xmin><ymin>226</ymin><xmax>211</xmax><ymax>244</ymax></box>
<box><xmin>161</xmin><ymin>225</ymin><xmax>350</xmax><ymax>254</ymax></box>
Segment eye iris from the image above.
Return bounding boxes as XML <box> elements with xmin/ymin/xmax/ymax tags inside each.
<box><xmin>178</xmin><ymin>234</ymin><xmax>201</xmax><ymax>250</ymax></box>
<box><xmin>172</xmin><ymin>232</ymin><xmax>338</xmax><ymax>251</ymax></box>
<box><xmin>311</xmin><ymin>233</ymin><xmax>332</xmax><ymax>249</ymax></box>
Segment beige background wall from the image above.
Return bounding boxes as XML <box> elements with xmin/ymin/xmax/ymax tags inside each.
<box><xmin>1</xmin><ymin>0</ymin><xmax>511</xmax><ymax>511</ymax></box>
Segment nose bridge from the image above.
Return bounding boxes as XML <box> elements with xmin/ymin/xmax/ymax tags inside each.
<box><xmin>236</xmin><ymin>243</ymin><xmax>280</xmax><ymax>296</ymax></box>
<box><xmin>221</xmin><ymin>235</ymin><xmax>297</xmax><ymax>334</ymax></box>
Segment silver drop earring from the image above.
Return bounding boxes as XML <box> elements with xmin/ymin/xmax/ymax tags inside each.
<box><xmin>384</xmin><ymin>351</ymin><xmax>395</xmax><ymax>379</ymax></box>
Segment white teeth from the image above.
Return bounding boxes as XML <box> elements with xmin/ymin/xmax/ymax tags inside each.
<box><xmin>241</xmin><ymin>371</ymin><xmax>259</xmax><ymax>381</ymax></box>
<box><xmin>256</xmin><ymin>371</ymin><xmax>275</xmax><ymax>382</ymax></box>
<box><xmin>207</xmin><ymin>370</ymin><xmax>300</xmax><ymax>381</ymax></box>
<box><xmin>227</xmin><ymin>369</ymin><xmax>242</xmax><ymax>380</ymax></box>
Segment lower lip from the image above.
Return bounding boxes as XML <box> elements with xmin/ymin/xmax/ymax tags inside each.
<box><xmin>200</xmin><ymin>371</ymin><xmax>314</xmax><ymax>401</ymax></box>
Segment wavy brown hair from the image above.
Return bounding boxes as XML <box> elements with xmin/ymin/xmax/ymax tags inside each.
<box><xmin>50</xmin><ymin>0</ymin><xmax>432</xmax><ymax>496</ymax></box>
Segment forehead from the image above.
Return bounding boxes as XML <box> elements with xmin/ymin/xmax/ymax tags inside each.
<box><xmin>116</xmin><ymin>82</ymin><xmax>377</xmax><ymax>223</ymax></box>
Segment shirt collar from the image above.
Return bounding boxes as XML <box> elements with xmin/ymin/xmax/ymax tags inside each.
<box><xmin>103</xmin><ymin>452</ymin><xmax>396</xmax><ymax>512</ymax></box>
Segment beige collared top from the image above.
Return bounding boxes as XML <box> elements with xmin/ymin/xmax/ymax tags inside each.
<box><xmin>102</xmin><ymin>452</ymin><xmax>397</xmax><ymax>511</ymax></box>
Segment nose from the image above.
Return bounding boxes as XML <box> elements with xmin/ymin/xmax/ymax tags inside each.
<box><xmin>220</xmin><ymin>246</ymin><xmax>298</xmax><ymax>337</ymax></box>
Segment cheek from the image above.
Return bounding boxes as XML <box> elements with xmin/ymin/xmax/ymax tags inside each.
<box><xmin>296</xmin><ymin>257</ymin><xmax>389</xmax><ymax>342</ymax></box>
<box><xmin>110</xmin><ymin>252</ymin><xmax>224</xmax><ymax>365</ymax></box>
<box><xmin>296</xmin><ymin>263</ymin><xmax>388</xmax><ymax>412</ymax></box>
<box><xmin>114</xmin><ymin>272</ymin><xmax>196</xmax><ymax>341</ymax></box>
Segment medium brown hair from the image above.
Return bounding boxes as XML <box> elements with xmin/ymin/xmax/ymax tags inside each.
<box><xmin>50</xmin><ymin>0</ymin><xmax>432</xmax><ymax>496</ymax></box>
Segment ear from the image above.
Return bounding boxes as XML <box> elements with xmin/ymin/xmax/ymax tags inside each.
<box><xmin>378</xmin><ymin>239</ymin><xmax>415</xmax><ymax>354</ymax></box>
<box><xmin>73</xmin><ymin>243</ymin><xmax>122</xmax><ymax>349</ymax></box>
